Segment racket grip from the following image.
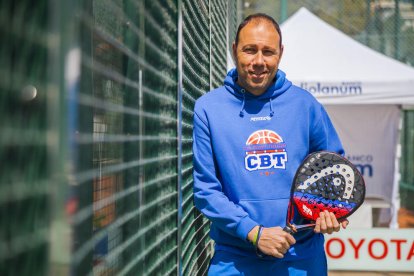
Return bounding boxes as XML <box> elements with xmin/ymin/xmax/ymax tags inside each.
<box><xmin>283</xmin><ymin>225</ymin><xmax>295</xmax><ymax>235</ymax></box>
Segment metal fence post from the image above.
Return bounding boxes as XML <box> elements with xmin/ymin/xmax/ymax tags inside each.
<box><xmin>177</xmin><ymin>0</ymin><xmax>184</xmax><ymax>275</ymax></box>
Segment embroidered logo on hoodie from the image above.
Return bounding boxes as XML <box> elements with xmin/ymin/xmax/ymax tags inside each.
<box><xmin>250</xmin><ymin>116</ymin><xmax>272</xmax><ymax>122</ymax></box>
<box><xmin>244</xmin><ymin>130</ymin><xmax>288</xmax><ymax>171</ymax></box>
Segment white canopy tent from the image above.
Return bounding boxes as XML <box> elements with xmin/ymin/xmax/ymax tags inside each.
<box><xmin>280</xmin><ymin>7</ymin><xmax>414</xmax><ymax>105</ymax></box>
<box><xmin>280</xmin><ymin>7</ymin><xmax>414</xmax><ymax>228</ymax></box>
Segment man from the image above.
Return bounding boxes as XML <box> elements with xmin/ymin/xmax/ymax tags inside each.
<box><xmin>192</xmin><ymin>13</ymin><xmax>348</xmax><ymax>275</ymax></box>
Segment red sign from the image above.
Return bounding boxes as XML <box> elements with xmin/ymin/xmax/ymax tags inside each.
<box><xmin>325</xmin><ymin>229</ymin><xmax>414</xmax><ymax>271</ymax></box>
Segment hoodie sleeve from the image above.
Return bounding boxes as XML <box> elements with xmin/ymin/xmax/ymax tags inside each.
<box><xmin>310</xmin><ymin>104</ymin><xmax>345</xmax><ymax>155</ymax></box>
<box><xmin>192</xmin><ymin>106</ymin><xmax>258</xmax><ymax>242</ymax></box>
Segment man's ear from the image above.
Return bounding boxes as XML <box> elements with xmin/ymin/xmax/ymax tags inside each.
<box><xmin>277</xmin><ymin>44</ymin><xmax>284</xmax><ymax>67</ymax></box>
<box><xmin>279</xmin><ymin>44</ymin><xmax>284</xmax><ymax>59</ymax></box>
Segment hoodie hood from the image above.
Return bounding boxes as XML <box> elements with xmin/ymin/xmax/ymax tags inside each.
<box><xmin>224</xmin><ymin>68</ymin><xmax>292</xmax><ymax>100</ymax></box>
<box><xmin>224</xmin><ymin>68</ymin><xmax>292</xmax><ymax>117</ymax></box>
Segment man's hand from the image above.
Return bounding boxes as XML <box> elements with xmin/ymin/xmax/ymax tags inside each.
<box><xmin>314</xmin><ymin>210</ymin><xmax>349</xmax><ymax>234</ymax></box>
<box><xmin>248</xmin><ymin>226</ymin><xmax>296</xmax><ymax>258</ymax></box>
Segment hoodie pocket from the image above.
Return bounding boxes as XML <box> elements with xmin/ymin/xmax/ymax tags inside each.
<box><xmin>238</xmin><ymin>198</ymin><xmax>290</xmax><ymax>228</ymax></box>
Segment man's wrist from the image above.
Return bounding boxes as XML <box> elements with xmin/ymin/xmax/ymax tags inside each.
<box><xmin>255</xmin><ymin>226</ymin><xmax>265</xmax><ymax>258</ymax></box>
<box><xmin>247</xmin><ymin>225</ymin><xmax>260</xmax><ymax>244</ymax></box>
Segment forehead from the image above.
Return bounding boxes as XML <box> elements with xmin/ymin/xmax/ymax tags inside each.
<box><xmin>238</xmin><ymin>20</ymin><xmax>280</xmax><ymax>48</ymax></box>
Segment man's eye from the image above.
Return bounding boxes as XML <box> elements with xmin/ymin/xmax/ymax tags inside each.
<box><xmin>244</xmin><ymin>48</ymin><xmax>256</xmax><ymax>54</ymax></box>
<box><xmin>263</xmin><ymin>50</ymin><xmax>275</xmax><ymax>56</ymax></box>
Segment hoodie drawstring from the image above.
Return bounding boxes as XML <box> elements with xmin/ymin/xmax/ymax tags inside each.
<box><xmin>239</xmin><ymin>89</ymin><xmax>275</xmax><ymax>118</ymax></box>
<box><xmin>269</xmin><ymin>97</ymin><xmax>275</xmax><ymax>117</ymax></box>
<box><xmin>239</xmin><ymin>89</ymin><xmax>246</xmax><ymax>117</ymax></box>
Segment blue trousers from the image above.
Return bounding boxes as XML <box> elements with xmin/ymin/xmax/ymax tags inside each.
<box><xmin>208</xmin><ymin>250</ymin><xmax>327</xmax><ymax>276</ymax></box>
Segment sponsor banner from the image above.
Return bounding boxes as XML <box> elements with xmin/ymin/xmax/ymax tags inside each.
<box><xmin>296</xmin><ymin>81</ymin><xmax>414</xmax><ymax>105</ymax></box>
<box><xmin>300</xmin><ymin>82</ymin><xmax>363</xmax><ymax>97</ymax></box>
<box><xmin>326</xmin><ymin>229</ymin><xmax>414</xmax><ymax>272</ymax></box>
<box><xmin>325</xmin><ymin>105</ymin><xmax>400</xmax><ymax>221</ymax></box>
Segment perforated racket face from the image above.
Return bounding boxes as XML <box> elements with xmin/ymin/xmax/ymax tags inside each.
<box><xmin>292</xmin><ymin>151</ymin><xmax>365</xmax><ymax>221</ymax></box>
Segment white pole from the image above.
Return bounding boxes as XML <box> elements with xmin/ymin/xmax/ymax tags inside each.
<box><xmin>390</xmin><ymin>110</ymin><xmax>403</xmax><ymax>229</ymax></box>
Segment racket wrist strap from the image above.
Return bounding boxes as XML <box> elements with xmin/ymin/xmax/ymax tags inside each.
<box><xmin>255</xmin><ymin>225</ymin><xmax>265</xmax><ymax>258</ymax></box>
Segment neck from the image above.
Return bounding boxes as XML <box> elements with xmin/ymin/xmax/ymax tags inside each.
<box><xmin>236</xmin><ymin>79</ymin><xmax>266</xmax><ymax>96</ymax></box>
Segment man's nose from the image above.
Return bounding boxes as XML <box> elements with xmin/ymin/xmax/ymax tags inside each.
<box><xmin>252</xmin><ymin>51</ymin><xmax>264</xmax><ymax>66</ymax></box>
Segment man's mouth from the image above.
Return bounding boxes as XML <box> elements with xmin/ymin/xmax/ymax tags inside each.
<box><xmin>249</xmin><ymin>71</ymin><xmax>267</xmax><ymax>78</ymax></box>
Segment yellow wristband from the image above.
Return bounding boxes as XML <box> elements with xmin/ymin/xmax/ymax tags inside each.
<box><xmin>252</xmin><ymin>227</ymin><xmax>260</xmax><ymax>246</ymax></box>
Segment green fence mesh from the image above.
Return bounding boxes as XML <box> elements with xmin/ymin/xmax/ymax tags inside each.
<box><xmin>1</xmin><ymin>0</ymin><xmax>239</xmax><ymax>275</ymax></box>
<box><xmin>181</xmin><ymin>0</ymin><xmax>211</xmax><ymax>274</ymax></box>
<box><xmin>0</xmin><ymin>1</ymin><xmax>50</xmax><ymax>275</ymax></box>
<box><xmin>72</xmin><ymin>1</ymin><xmax>180</xmax><ymax>275</ymax></box>
<box><xmin>210</xmin><ymin>0</ymin><xmax>228</xmax><ymax>89</ymax></box>
<box><xmin>179</xmin><ymin>1</ymin><xmax>242</xmax><ymax>274</ymax></box>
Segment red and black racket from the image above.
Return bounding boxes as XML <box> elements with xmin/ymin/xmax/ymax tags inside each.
<box><xmin>283</xmin><ymin>151</ymin><xmax>365</xmax><ymax>234</ymax></box>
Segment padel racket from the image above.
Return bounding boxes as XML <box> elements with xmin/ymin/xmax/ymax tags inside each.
<box><xmin>283</xmin><ymin>151</ymin><xmax>365</xmax><ymax>234</ymax></box>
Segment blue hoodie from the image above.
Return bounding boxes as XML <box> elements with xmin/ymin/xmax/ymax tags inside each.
<box><xmin>193</xmin><ymin>68</ymin><xmax>344</xmax><ymax>260</ymax></box>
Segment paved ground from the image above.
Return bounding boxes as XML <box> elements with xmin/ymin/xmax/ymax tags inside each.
<box><xmin>329</xmin><ymin>271</ymin><xmax>412</xmax><ymax>276</ymax></box>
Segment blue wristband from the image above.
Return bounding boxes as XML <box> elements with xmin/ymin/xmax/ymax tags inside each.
<box><xmin>255</xmin><ymin>225</ymin><xmax>265</xmax><ymax>258</ymax></box>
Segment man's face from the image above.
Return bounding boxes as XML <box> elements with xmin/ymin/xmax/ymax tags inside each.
<box><xmin>232</xmin><ymin>21</ymin><xmax>283</xmax><ymax>96</ymax></box>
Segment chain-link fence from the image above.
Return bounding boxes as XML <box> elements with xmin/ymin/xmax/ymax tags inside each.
<box><xmin>180</xmin><ymin>1</ymin><xmax>214</xmax><ymax>275</ymax></box>
<box><xmin>0</xmin><ymin>0</ymin><xmax>241</xmax><ymax>275</ymax></box>
<box><xmin>0</xmin><ymin>1</ymin><xmax>51</xmax><ymax>275</ymax></box>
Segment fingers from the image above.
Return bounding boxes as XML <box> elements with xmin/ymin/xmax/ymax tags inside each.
<box><xmin>270</xmin><ymin>231</ymin><xmax>293</xmax><ymax>256</ymax></box>
<box><xmin>341</xmin><ymin>219</ymin><xmax>349</xmax><ymax>229</ymax></box>
<box><xmin>330</xmin><ymin>212</ymin><xmax>340</xmax><ymax>232</ymax></box>
<box><xmin>319</xmin><ymin>211</ymin><xmax>331</xmax><ymax>234</ymax></box>
<box><xmin>272</xmin><ymin>250</ymin><xmax>285</xmax><ymax>259</ymax></box>
<box><xmin>314</xmin><ymin>211</ymin><xmax>342</xmax><ymax>234</ymax></box>
<box><xmin>314</xmin><ymin>217</ymin><xmax>321</xmax><ymax>233</ymax></box>
<box><xmin>271</xmin><ymin>243</ymin><xmax>288</xmax><ymax>258</ymax></box>
<box><xmin>285</xmin><ymin>232</ymin><xmax>296</xmax><ymax>246</ymax></box>
<box><xmin>272</xmin><ymin>232</ymin><xmax>293</xmax><ymax>258</ymax></box>
<box><xmin>257</xmin><ymin>227</ymin><xmax>296</xmax><ymax>259</ymax></box>
<box><xmin>279</xmin><ymin>233</ymin><xmax>294</xmax><ymax>251</ymax></box>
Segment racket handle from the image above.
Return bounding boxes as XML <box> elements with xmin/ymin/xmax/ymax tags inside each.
<box><xmin>283</xmin><ymin>225</ymin><xmax>296</xmax><ymax>235</ymax></box>
<box><xmin>283</xmin><ymin>223</ymin><xmax>315</xmax><ymax>234</ymax></box>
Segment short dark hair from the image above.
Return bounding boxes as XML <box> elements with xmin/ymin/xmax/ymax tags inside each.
<box><xmin>234</xmin><ymin>13</ymin><xmax>282</xmax><ymax>49</ymax></box>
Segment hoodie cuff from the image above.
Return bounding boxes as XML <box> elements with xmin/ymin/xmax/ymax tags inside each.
<box><xmin>235</xmin><ymin>216</ymin><xmax>258</xmax><ymax>241</ymax></box>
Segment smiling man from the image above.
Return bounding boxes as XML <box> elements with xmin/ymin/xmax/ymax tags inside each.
<box><xmin>233</xmin><ymin>17</ymin><xmax>283</xmax><ymax>96</ymax></box>
<box><xmin>193</xmin><ymin>13</ymin><xmax>347</xmax><ymax>275</ymax></box>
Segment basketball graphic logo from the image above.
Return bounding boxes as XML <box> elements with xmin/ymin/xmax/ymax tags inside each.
<box><xmin>244</xmin><ymin>129</ymin><xmax>288</xmax><ymax>171</ymax></box>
